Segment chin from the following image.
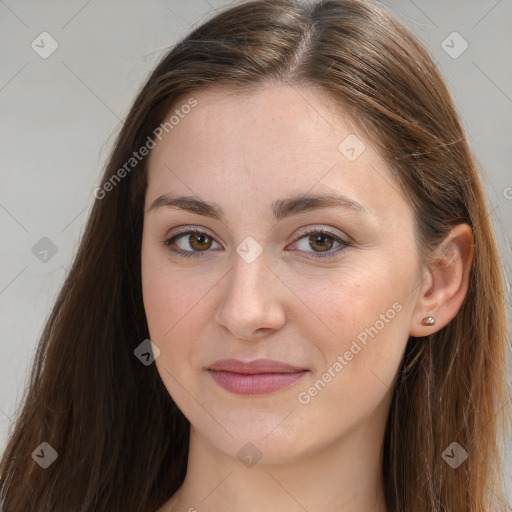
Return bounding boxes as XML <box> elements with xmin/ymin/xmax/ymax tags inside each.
<box><xmin>194</xmin><ymin>413</ymin><xmax>317</xmax><ymax>466</ymax></box>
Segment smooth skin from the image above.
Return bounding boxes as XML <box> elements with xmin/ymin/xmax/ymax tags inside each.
<box><xmin>141</xmin><ymin>83</ymin><xmax>473</xmax><ymax>512</ymax></box>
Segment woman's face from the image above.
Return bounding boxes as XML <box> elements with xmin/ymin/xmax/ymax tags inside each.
<box><xmin>141</xmin><ymin>84</ymin><xmax>424</xmax><ymax>463</ymax></box>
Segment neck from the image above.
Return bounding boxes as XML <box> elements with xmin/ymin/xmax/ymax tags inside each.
<box><xmin>163</xmin><ymin>413</ymin><xmax>390</xmax><ymax>512</ymax></box>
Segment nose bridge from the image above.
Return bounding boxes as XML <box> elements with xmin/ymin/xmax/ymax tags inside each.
<box><xmin>227</xmin><ymin>242</ymin><xmax>273</xmax><ymax>303</ymax></box>
<box><xmin>215</xmin><ymin>241</ymin><xmax>286</xmax><ymax>338</ymax></box>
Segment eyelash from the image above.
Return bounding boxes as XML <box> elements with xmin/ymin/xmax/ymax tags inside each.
<box><xmin>164</xmin><ymin>227</ymin><xmax>352</xmax><ymax>259</ymax></box>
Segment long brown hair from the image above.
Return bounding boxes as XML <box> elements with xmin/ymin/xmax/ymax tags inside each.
<box><xmin>1</xmin><ymin>1</ymin><xmax>510</xmax><ymax>510</ymax></box>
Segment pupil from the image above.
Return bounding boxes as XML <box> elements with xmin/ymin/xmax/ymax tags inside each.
<box><xmin>192</xmin><ymin>234</ymin><xmax>209</xmax><ymax>250</ymax></box>
<box><xmin>311</xmin><ymin>234</ymin><xmax>331</xmax><ymax>252</ymax></box>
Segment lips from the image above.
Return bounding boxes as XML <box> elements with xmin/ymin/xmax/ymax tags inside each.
<box><xmin>206</xmin><ymin>358</ymin><xmax>308</xmax><ymax>395</ymax></box>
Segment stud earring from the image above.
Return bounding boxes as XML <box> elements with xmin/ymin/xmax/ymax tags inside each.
<box><xmin>421</xmin><ymin>316</ymin><xmax>435</xmax><ymax>326</ymax></box>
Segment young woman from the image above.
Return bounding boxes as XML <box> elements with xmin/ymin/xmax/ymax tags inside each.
<box><xmin>1</xmin><ymin>0</ymin><xmax>510</xmax><ymax>511</ymax></box>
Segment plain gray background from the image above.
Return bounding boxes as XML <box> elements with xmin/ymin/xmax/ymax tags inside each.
<box><xmin>1</xmin><ymin>0</ymin><xmax>511</xmax><ymax>501</ymax></box>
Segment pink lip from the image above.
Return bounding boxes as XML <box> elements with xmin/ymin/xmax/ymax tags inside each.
<box><xmin>206</xmin><ymin>358</ymin><xmax>308</xmax><ymax>395</ymax></box>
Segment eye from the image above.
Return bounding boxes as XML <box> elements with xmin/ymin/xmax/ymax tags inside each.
<box><xmin>288</xmin><ymin>227</ymin><xmax>351</xmax><ymax>259</ymax></box>
<box><xmin>164</xmin><ymin>226</ymin><xmax>351</xmax><ymax>259</ymax></box>
<box><xmin>164</xmin><ymin>228</ymin><xmax>221</xmax><ymax>259</ymax></box>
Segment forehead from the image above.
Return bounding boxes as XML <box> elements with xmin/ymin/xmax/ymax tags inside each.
<box><xmin>145</xmin><ymin>83</ymin><xmax>409</xmax><ymax>223</ymax></box>
<box><xmin>149</xmin><ymin>83</ymin><xmax>358</xmax><ymax>163</ymax></box>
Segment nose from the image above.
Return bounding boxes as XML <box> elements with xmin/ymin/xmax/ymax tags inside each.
<box><xmin>214</xmin><ymin>250</ymin><xmax>286</xmax><ymax>340</ymax></box>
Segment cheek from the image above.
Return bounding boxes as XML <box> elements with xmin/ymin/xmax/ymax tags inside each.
<box><xmin>141</xmin><ymin>239</ymin><xmax>220</xmax><ymax>375</ymax></box>
<box><xmin>142</xmin><ymin>239</ymin><xmax>198</xmax><ymax>336</ymax></box>
<box><xmin>141</xmin><ymin>243</ymin><xmax>204</xmax><ymax>404</ymax></box>
<box><xmin>141</xmin><ymin>243</ymin><xmax>169</xmax><ymax>336</ymax></box>
<box><xmin>306</xmin><ymin>257</ymin><xmax>409</xmax><ymax>332</ymax></box>
<box><xmin>303</xmin><ymin>255</ymin><xmax>416</xmax><ymax>383</ymax></box>
<box><xmin>290</xmin><ymin>270</ymin><xmax>411</xmax><ymax>437</ymax></box>
<box><xmin>141</xmin><ymin>238</ymin><xmax>184</xmax><ymax>350</ymax></box>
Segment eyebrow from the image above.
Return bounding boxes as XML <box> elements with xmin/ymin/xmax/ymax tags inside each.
<box><xmin>147</xmin><ymin>192</ymin><xmax>368</xmax><ymax>222</ymax></box>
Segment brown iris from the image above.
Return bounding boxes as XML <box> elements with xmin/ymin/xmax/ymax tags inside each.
<box><xmin>188</xmin><ymin>233</ymin><xmax>213</xmax><ymax>251</ymax></box>
<box><xmin>308</xmin><ymin>233</ymin><xmax>334</xmax><ymax>253</ymax></box>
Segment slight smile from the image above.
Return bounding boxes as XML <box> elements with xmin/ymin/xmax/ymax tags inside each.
<box><xmin>206</xmin><ymin>358</ymin><xmax>309</xmax><ymax>395</ymax></box>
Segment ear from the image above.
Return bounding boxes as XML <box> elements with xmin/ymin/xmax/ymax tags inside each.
<box><xmin>410</xmin><ymin>223</ymin><xmax>474</xmax><ymax>336</ymax></box>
